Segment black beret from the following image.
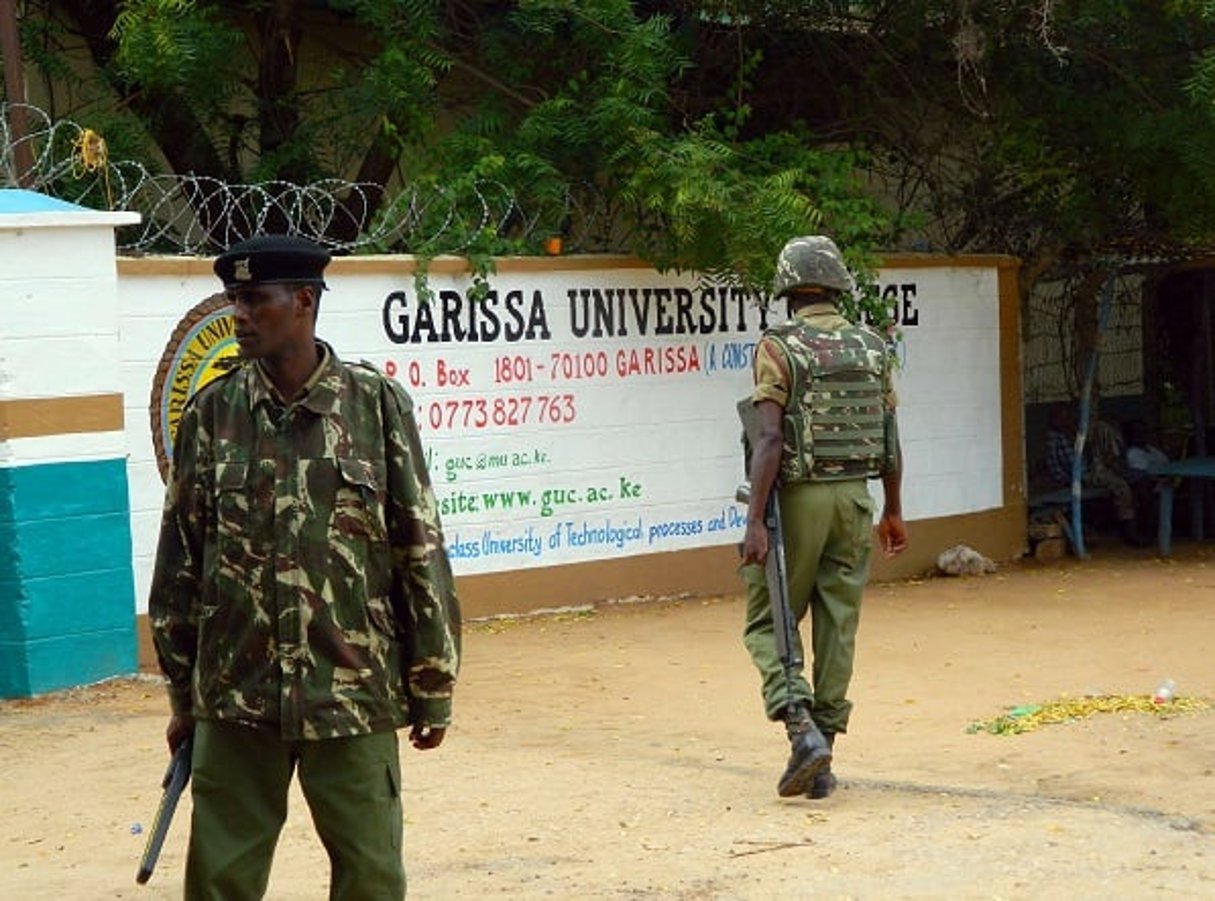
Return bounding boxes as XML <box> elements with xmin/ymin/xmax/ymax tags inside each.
<box><xmin>214</xmin><ymin>235</ymin><xmax>331</xmax><ymax>289</ymax></box>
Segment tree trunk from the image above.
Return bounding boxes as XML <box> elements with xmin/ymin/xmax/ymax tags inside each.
<box><xmin>256</xmin><ymin>1</ymin><xmax>305</xmax><ymax>175</ymax></box>
<box><xmin>1071</xmin><ymin>268</ymin><xmax>1108</xmax><ymax>401</ymax></box>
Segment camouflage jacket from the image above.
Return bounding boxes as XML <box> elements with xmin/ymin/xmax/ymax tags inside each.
<box><xmin>752</xmin><ymin>303</ymin><xmax>897</xmax><ymax>483</ymax></box>
<box><xmin>149</xmin><ymin>342</ymin><xmax>461</xmax><ymax>740</ymax></box>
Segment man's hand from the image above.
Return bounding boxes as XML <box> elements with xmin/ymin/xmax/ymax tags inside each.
<box><xmin>876</xmin><ymin>512</ymin><xmax>908</xmax><ymax>558</ymax></box>
<box><xmin>166</xmin><ymin>713</ymin><xmax>196</xmax><ymax>753</ymax></box>
<box><xmin>740</xmin><ymin>518</ymin><xmax>770</xmax><ymax>566</ymax></box>
<box><xmin>409</xmin><ymin>723</ymin><xmax>446</xmax><ymax>750</ymax></box>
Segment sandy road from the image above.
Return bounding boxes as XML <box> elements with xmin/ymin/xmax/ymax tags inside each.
<box><xmin>2</xmin><ymin>547</ymin><xmax>1213</xmax><ymax>898</ymax></box>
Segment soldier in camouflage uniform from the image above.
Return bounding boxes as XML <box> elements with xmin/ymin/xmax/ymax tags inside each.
<box><xmin>149</xmin><ymin>235</ymin><xmax>460</xmax><ymax>899</ymax></box>
<box><xmin>739</xmin><ymin>235</ymin><xmax>907</xmax><ymax>800</ymax></box>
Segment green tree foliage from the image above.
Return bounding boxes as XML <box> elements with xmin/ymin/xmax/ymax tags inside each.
<box><xmin>109</xmin><ymin>1</ymin><xmax>240</xmax><ymax>103</ymax></box>
<box><xmin>691</xmin><ymin>0</ymin><xmax>1215</xmax><ymax>271</ymax></box>
<box><xmin>20</xmin><ymin>0</ymin><xmax>889</xmax><ymax>313</ymax></box>
<box><xmin>20</xmin><ymin>1</ymin><xmax>1215</xmax><ymax>312</ymax></box>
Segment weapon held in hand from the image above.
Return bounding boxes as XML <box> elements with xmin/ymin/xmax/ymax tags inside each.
<box><xmin>135</xmin><ymin>738</ymin><xmax>192</xmax><ymax>885</ymax></box>
<box><xmin>736</xmin><ymin>397</ymin><xmax>804</xmax><ymax>689</ymax></box>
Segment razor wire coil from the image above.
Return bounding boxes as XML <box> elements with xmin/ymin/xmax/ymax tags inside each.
<box><xmin>2</xmin><ymin>102</ymin><xmax>609</xmax><ymax>256</ymax></box>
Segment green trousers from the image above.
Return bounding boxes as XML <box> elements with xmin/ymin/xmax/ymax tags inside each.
<box><xmin>185</xmin><ymin>720</ymin><xmax>404</xmax><ymax>901</ymax></box>
<box><xmin>741</xmin><ymin>479</ymin><xmax>875</xmax><ymax>734</ymax></box>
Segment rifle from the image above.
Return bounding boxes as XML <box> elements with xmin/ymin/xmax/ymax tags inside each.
<box><xmin>136</xmin><ymin>738</ymin><xmax>193</xmax><ymax>885</ymax></box>
<box><xmin>736</xmin><ymin>399</ymin><xmax>803</xmax><ymax>700</ymax></box>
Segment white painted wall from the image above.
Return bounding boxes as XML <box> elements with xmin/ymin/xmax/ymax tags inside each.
<box><xmin>118</xmin><ymin>258</ymin><xmax>1006</xmax><ymax>613</ymax></box>
<box><xmin>875</xmin><ymin>266</ymin><xmax>1003</xmax><ymax>518</ymax></box>
<box><xmin>0</xmin><ymin>219</ymin><xmax>134</xmax><ymax>467</ymax></box>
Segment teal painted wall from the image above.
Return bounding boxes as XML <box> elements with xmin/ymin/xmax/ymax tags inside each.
<box><xmin>0</xmin><ymin>459</ymin><xmax>137</xmax><ymax>697</ymax></box>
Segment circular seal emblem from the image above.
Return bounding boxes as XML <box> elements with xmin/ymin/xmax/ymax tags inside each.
<box><xmin>149</xmin><ymin>293</ymin><xmax>241</xmax><ymax>481</ymax></box>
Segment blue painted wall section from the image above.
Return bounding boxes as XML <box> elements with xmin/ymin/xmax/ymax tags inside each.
<box><xmin>0</xmin><ymin>459</ymin><xmax>137</xmax><ymax>697</ymax></box>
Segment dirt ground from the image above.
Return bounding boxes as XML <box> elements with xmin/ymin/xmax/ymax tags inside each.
<box><xmin>3</xmin><ymin>544</ymin><xmax>1214</xmax><ymax>900</ymax></box>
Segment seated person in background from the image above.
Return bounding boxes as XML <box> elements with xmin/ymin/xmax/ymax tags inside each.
<box><xmin>1044</xmin><ymin>403</ymin><xmax>1078</xmax><ymax>487</ymax></box>
<box><xmin>1126</xmin><ymin>419</ymin><xmax>1170</xmax><ymax>475</ymax></box>
<box><xmin>1044</xmin><ymin>403</ymin><xmax>1145</xmax><ymax>546</ymax></box>
<box><xmin>1090</xmin><ymin>412</ymin><xmax>1128</xmax><ymax>476</ymax></box>
<box><xmin>1125</xmin><ymin>419</ymin><xmax>1171</xmax><ymax>535</ymax></box>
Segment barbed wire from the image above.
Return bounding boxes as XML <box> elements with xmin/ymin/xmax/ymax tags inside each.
<box><xmin>1</xmin><ymin>103</ymin><xmax>612</xmax><ymax>255</ymax></box>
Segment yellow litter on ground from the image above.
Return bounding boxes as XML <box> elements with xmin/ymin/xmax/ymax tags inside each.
<box><xmin>967</xmin><ymin>694</ymin><xmax>1211</xmax><ymax>735</ymax></box>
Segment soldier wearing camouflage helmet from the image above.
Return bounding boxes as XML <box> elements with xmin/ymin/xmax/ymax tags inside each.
<box><xmin>149</xmin><ymin>234</ymin><xmax>460</xmax><ymax>899</ymax></box>
<box><xmin>739</xmin><ymin>234</ymin><xmax>907</xmax><ymax>800</ymax></box>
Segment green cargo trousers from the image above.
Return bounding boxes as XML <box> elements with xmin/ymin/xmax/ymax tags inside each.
<box><xmin>740</xmin><ymin>478</ymin><xmax>875</xmax><ymax>735</ymax></box>
<box><xmin>185</xmin><ymin>720</ymin><xmax>404</xmax><ymax>901</ymax></box>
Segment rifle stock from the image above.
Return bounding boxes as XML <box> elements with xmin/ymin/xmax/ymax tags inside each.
<box><xmin>136</xmin><ymin>738</ymin><xmax>192</xmax><ymax>885</ymax></box>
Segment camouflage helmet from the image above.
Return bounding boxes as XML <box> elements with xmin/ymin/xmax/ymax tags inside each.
<box><xmin>772</xmin><ymin>235</ymin><xmax>854</xmax><ymax>296</ymax></box>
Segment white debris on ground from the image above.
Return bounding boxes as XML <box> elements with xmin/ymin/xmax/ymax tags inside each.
<box><xmin>936</xmin><ymin>544</ymin><xmax>997</xmax><ymax>576</ymax></box>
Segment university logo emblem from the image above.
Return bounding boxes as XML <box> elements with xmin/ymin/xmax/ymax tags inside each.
<box><xmin>149</xmin><ymin>293</ymin><xmax>241</xmax><ymax>481</ymax></box>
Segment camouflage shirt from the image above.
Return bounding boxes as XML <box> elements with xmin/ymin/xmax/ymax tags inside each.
<box><xmin>149</xmin><ymin>342</ymin><xmax>461</xmax><ymax>740</ymax></box>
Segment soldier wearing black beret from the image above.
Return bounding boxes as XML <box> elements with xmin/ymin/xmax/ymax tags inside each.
<box><xmin>212</xmin><ymin>235</ymin><xmax>332</xmax><ymax>374</ymax></box>
<box><xmin>150</xmin><ymin>234</ymin><xmax>460</xmax><ymax>899</ymax></box>
<box><xmin>214</xmin><ymin>234</ymin><xmax>331</xmax><ymax>292</ymax></box>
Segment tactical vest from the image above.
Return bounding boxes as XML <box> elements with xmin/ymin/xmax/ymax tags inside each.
<box><xmin>765</xmin><ymin>318</ymin><xmax>896</xmax><ymax>483</ymax></box>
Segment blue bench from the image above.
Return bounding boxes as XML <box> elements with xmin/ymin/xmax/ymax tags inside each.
<box><xmin>1027</xmin><ymin>484</ymin><xmax>1113</xmax><ymax>551</ymax></box>
<box><xmin>1147</xmin><ymin>456</ymin><xmax>1215</xmax><ymax>555</ymax></box>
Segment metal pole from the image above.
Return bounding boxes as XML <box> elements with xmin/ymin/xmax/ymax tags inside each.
<box><xmin>1</xmin><ymin>0</ymin><xmax>35</xmax><ymax>187</ymax></box>
<box><xmin>1071</xmin><ymin>272</ymin><xmax>1117</xmax><ymax>558</ymax></box>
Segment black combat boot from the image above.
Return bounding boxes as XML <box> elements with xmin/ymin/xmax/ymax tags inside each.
<box><xmin>777</xmin><ymin>704</ymin><xmax>832</xmax><ymax>798</ymax></box>
<box><xmin>808</xmin><ymin>732</ymin><xmax>837</xmax><ymax>799</ymax></box>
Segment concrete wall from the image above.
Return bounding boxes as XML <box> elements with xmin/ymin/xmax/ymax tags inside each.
<box><xmin>0</xmin><ymin>190</ymin><xmax>140</xmax><ymax>696</ymax></box>
<box><xmin>0</xmin><ymin>210</ymin><xmax>1024</xmax><ymax>687</ymax></box>
<box><xmin>120</xmin><ymin>252</ymin><xmax>1025</xmax><ymax>665</ymax></box>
